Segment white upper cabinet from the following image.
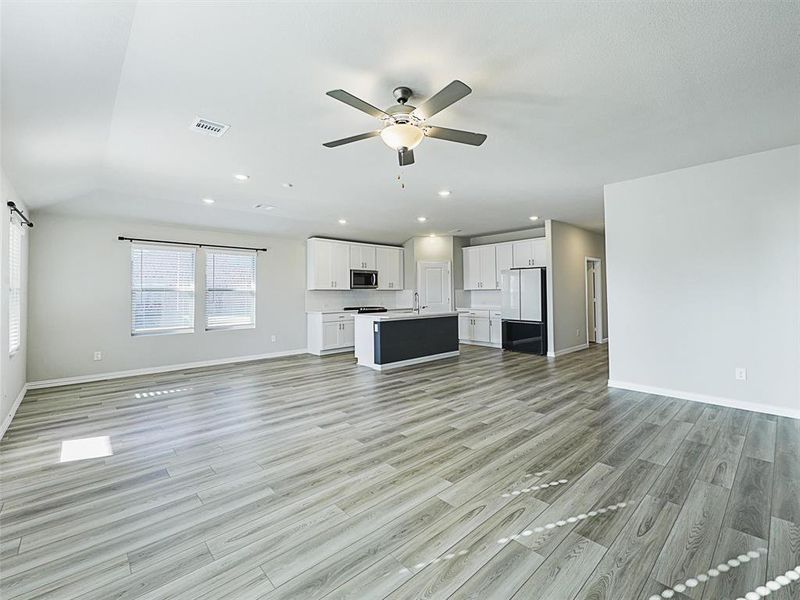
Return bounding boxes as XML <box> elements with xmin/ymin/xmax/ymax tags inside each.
<box><xmin>307</xmin><ymin>238</ymin><xmax>350</xmax><ymax>290</ymax></box>
<box><xmin>512</xmin><ymin>238</ymin><xmax>548</xmax><ymax>267</ymax></box>
<box><xmin>376</xmin><ymin>246</ymin><xmax>404</xmax><ymax>289</ymax></box>
<box><xmin>496</xmin><ymin>243</ymin><xmax>513</xmax><ymax>276</ymax></box>
<box><xmin>532</xmin><ymin>238</ymin><xmax>548</xmax><ymax>266</ymax></box>
<box><xmin>463</xmin><ymin>237</ymin><xmax>549</xmax><ymax>291</ymax></box>
<box><xmin>350</xmin><ymin>244</ymin><xmax>376</xmax><ymax>270</ymax></box>
<box><xmin>463</xmin><ymin>247</ymin><xmax>481</xmax><ymax>290</ymax></box>
<box><xmin>463</xmin><ymin>245</ymin><xmax>498</xmax><ymax>290</ymax></box>
<box><xmin>512</xmin><ymin>240</ymin><xmax>534</xmax><ymax>267</ymax></box>
<box><xmin>308</xmin><ymin>238</ymin><xmax>403</xmax><ymax>291</ymax></box>
<box><xmin>479</xmin><ymin>245</ymin><xmax>497</xmax><ymax>289</ymax></box>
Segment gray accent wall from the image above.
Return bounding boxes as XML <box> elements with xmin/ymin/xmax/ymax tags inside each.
<box><xmin>604</xmin><ymin>144</ymin><xmax>800</xmax><ymax>417</ymax></box>
<box><xmin>547</xmin><ymin>220</ymin><xmax>608</xmax><ymax>354</ymax></box>
<box><xmin>27</xmin><ymin>213</ymin><xmax>307</xmax><ymax>383</ymax></box>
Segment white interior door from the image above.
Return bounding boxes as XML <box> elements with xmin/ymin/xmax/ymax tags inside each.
<box><xmin>585</xmin><ymin>258</ymin><xmax>603</xmax><ymax>343</ymax></box>
<box><xmin>417</xmin><ymin>261</ymin><xmax>451</xmax><ymax>313</ymax></box>
<box><xmin>587</xmin><ymin>262</ymin><xmax>596</xmax><ymax>342</ymax></box>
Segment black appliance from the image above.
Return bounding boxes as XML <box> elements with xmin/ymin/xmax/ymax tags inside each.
<box><xmin>350</xmin><ymin>269</ymin><xmax>378</xmax><ymax>289</ymax></box>
<box><xmin>343</xmin><ymin>306</ymin><xmax>388</xmax><ymax>314</ymax></box>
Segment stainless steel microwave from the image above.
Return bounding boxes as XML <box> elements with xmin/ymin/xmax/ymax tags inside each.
<box><xmin>350</xmin><ymin>269</ymin><xmax>378</xmax><ymax>289</ymax></box>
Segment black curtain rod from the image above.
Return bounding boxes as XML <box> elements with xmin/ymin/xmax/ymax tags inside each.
<box><xmin>118</xmin><ymin>236</ymin><xmax>267</xmax><ymax>252</ymax></box>
<box><xmin>7</xmin><ymin>202</ymin><xmax>33</xmax><ymax>228</ymax></box>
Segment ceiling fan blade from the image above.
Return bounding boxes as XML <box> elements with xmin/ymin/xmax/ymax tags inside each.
<box><xmin>398</xmin><ymin>148</ymin><xmax>415</xmax><ymax>166</ymax></box>
<box><xmin>411</xmin><ymin>80</ymin><xmax>472</xmax><ymax>120</ymax></box>
<box><xmin>323</xmin><ymin>131</ymin><xmax>380</xmax><ymax>148</ymax></box>
<box><xmin>424</xmin><ymin>125</ymin><xmax>487</xmax><ymax>146</ymax></box>
<box><xmin>326</xmin><ymin>89</ymin><xmax>389</xmax><ymax>119</ymax></box>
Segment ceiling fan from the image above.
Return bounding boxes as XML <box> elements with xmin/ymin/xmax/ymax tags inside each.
<box><xmin>322</xmin><ymin>80</ymin><xmax>487</xmax><ymax>166</ymax></box>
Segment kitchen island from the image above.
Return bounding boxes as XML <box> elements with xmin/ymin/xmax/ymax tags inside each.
<box><xmin>353</xmin><ymin>311</ymin><xmax>459</xmax><ymax>371</ymax></box>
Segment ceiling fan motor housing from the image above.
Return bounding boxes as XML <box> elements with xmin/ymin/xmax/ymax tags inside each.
<box><xmin>392</xmin><ymin>86</ymin><xmax>413</xmax><ymax>104</ymax></box>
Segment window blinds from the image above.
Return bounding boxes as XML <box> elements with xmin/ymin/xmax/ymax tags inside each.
<box><xmin>205</xmin><ymin>250</ymin><xmax>256</xmax><ymax>329</ymax></box>
<box><xmin>8</xmin><ymin>222</ymin><xmax>22</xmax><ymax>353</ymax></box>
<box><xmin>131</xmin><ymin>244</ymin><xmax>195</xmax><ymax>335</ymax></box>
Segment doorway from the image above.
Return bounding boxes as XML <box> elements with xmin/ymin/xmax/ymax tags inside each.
<box><xmin>416</xmin><ymin>261</ymin><xmax>452</xmax><ymax>313</ymax></box>
<box><xmin>585</xmin><ymin>258</ymin><xmax>603</xmax><ymax>344</ymax></box>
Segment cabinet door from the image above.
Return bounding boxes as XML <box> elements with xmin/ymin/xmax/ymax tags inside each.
<box><xmin>458</xmin><ymin>315</ymin><xmax>471</xmax><ymax>340</ymax></box>
<box><xmin>496</xmin><ymin>243</ymin><xmax>513</xmax><ymax>280</ymax></box>
<box><xmin>490</xmin><ymin>318</ymin><xmax>502</xmax><ymax>344</ymax></box>
<box><xmin>512</xmin><ymin>240</ymin><xmax>534</xmax><ymax>267</ymax></box>
<box><xmin>532</xmin><ymin>238</ymin><xmax>548</xmax><ymax>266</ymax></box>
<box><xmin>331</xmin><ymin>242</ymin><xmax>350</xmax><ymax>289</ymax></box>
<box><xmin>309</xmin><ymin>239</ymin><xmax>338</xmax><ymax>290</ymax></box>
<box><xmin>479</xmin><ymin>246</ymin><xmax>498</xmax><ymax>289</ymax></box>
<box><xmin>362</xmin><ymin>246</ymin><xmax>376</xmax><ymax>270</ymax></box>
<box><xmin>340</xmin><ymin>321</ymin><xmax>355</xmax><ymax>347</ymax></box>
<box><xmin>472</xmin><ymin>317</ymin><xmax>491</xmax><ymax>343</ymax></box>
<box><xmin>376</xmin><ymin>247</ymin><xmax>401</xmax><ymax>289</ymax></box>
<box><xmin>322</xmin><ymin>322</ymin><xmax>341</xmax><ymax>349</ymax></box>
<box><xmin>462</xmin><ymin>247</ymin><xmax>481</xmax><ymax>290</ymax></box>
<box><xmin>350</xmin><ymin>245</ymin><xmax>377</xmax><ymax>270</ymax></box>
<box><xmin>349</xmin><ymin>245</ymin><xmax>363</xmax><ymax>269</ymax></box>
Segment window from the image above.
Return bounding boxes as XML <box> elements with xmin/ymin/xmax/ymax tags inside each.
<box><xmin>8</xmin><ymin>221</ymin><xmax>22</xmax><ymax>354</ymax></box>
<box><xmin>205</xmin><ymin>249</ymin><xmax>256</xmax><ymax>329</ymax></box>
<box><xmin>131</xmin><ymin>244</ymin><xmax>195</xmax><ymax>335</ymax></box>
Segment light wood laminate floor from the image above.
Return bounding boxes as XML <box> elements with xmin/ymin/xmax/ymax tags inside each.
<box><xmin>1</xmin><ymin>345</ymin><xmax>798</xmax><ymax>600</ymax></box>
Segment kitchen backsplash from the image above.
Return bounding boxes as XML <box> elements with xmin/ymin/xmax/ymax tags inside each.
<box><xmin>305</xmin><ymin>289</ymin><xmax>414</xmax><ymax>312</ymax></box>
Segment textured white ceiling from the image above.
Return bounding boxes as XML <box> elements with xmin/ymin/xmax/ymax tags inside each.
<box><xmin>2</xmin><ymin>1</ymin><xmax>799</xmax><ymax>243</ymax></box>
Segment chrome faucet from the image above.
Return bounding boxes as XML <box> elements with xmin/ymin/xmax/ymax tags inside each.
<box><xmin>413</xmin><ymin>292</ymin><xmax>420</xmax><ymax>314</ymax></box>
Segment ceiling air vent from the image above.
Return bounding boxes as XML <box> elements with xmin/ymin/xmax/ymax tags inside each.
<box><xmin>190</xmin><ymin>117</ymin><xmax>230</xmax><ymax>137</ymax></box>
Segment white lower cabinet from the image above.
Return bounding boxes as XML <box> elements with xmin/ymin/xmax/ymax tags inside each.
<box><xmin>308</xmin><ymin>312</ymin><xmax>356</xmax><ymax>355</ymax></box>
<box><xmin>490</xmin><ymin>311</ymin><xmax>502</xmax><ymax>345</ymax></box>
<box><xmin>458</xmin><ymin>310</ymin><xmax>500</xmax><ymax>347</ymax></box>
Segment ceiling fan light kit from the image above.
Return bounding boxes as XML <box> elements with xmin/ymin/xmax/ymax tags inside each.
<box><xmin>323</xmin><ymin>80</ymin><xmax>487</xmax><ymax>166</ymax></box>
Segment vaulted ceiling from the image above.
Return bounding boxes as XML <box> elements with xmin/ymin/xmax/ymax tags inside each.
<box><xmin>2</xmin><ymin>1</ymin><xmax>798</xmax><ymax>243</ymax></box>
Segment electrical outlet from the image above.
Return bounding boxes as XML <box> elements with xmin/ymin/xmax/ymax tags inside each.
<box><xmin>735</xmin><ymin>367</ymin><xmax>747</xmax><ymax>381</ymax></box>
<box><xmin>270</xmin><ymin>335</ymin><xmax>277</xmax><ymax>343</ymax></box>
<box><xmin>93</xmin><ymin>351</ymin><xmax>103</xmax><ymax>361</ymax></box>
<box><xmin>576</xmin><ymin>329</ymin><xmax>580</xmax><ymax>337</ymax></box>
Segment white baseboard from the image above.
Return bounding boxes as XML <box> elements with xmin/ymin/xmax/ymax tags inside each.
<box><xmin>1</xmin><ymin>384</ymin><xmax>28</xmax><ymax>440</ymax></box>
<box><xmin>459</xmin><ymin>340</ymin><xmax>502</xmax><ymax>349</ymax></box>
<box><xmin>27</xmin><ymin>349</ymin><xmax>309</xmax><ymax>390</ymax></box>
<box><xmin>308</xmin><ymin>346</ymin><xmax>354</xmax><ymax>356</ymax></box>
<box><xmin>598</xmin><ymin>337</ymin><xmax>609</xmax><ymax>344</ymax></box>
<box><xmin>607</xmin><ymin>379</ymin><xmax>800</xmax><ymax>420</ymax></box>
<box><xmin>363</xmin><ymin>351</ymin><xmax>460</xmax><ymax>371</ymax></box>
<box><xmin>548</xmin><ymin>342</ymin><xmax>590</xmax><ymax>358</ymax></box>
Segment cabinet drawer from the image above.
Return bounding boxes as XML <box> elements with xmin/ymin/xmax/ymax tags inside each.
<box><xmin>322</xmin><ymin>312</ymin><xmax>354</xmax><ymax>323</ymax></box>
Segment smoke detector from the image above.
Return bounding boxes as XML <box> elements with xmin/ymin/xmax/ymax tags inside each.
<box><xmin>190</xmin><ymin>117</ymin><xmax>230</xmax><ymax>137</ymax></box>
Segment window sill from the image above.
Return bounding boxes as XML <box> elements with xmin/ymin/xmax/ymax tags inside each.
<box><xmin>131</xmin><ymin>328</ymin><xmax>195</xmax><ymax>337</ymax></box>
<box><xmin>205</xmin><ymin>324</ymin><xmax>256</xmax><ymax>332</ymax></box>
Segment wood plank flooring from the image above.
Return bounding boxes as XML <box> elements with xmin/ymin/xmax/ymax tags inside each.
<box><xmin>1</xmin><ymin>344</ymin><xmax>798</xmax><ymax>599</ymax></box>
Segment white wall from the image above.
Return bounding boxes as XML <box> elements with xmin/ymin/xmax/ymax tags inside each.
<box><xmin>27</xmin><ymin>213</ymin><xmax>307</xmax><ymax>383</ymax></box>
<box><xmin>547</xmin><ymin>219</ymin><xmax>607</xmax><ymax>355</ymax></box>
<box><xmin>1</xmin><ymin>170</ymin><xmax>29</xmax><ymax>435</ymax></box>
<box><xmin>605</xmin><ymin>144</ymin><xmax>800</xmax><ymax>418</ymax></box>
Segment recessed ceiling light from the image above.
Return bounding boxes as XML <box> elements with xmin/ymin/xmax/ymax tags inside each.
<box><xmin>417</xmin><ymin>216</ymin><xmax>427</xmax><ymax>223</ymax></box>
<box><xmin>253</xmin><ymin>203</ymin><xmax>274</xmax><ymax>210</ymax></box>
<box><xmin>338</xmin><ymin>218</ymin><xmax>347</xmax><ymax>225</ymax></box>
<box><xmin>438</xmin><ymin>190</ymin><xmax>451</xmax><ymax>197</ymax></box>
<box><xmin>529</xmin><ymin>215</ymin><xmax>539</xmax><ymax>221</ymax></box>
<box><xmin>202</xmin><ymin>198</ymin><xmax>215</xmax><ymax>205</ymax></box>
<box><xmin>233</xmin><ymin>173</ymin><xmax>250</xmax><ymax>181</ymax></box>
<box><xmin>429</xmin><ymin>233</ymin><xmax>437</xmax><ymax>237</ymax></box>
<box><xmin>281</xmin><ymin>183</ymin><xmax>293</xmax><ymax>188</ymax></box>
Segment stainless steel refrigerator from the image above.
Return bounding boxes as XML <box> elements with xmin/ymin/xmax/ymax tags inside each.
<box><xmin>500</xmin><ymin>267</ymin><xmax>547</xmax><ymax>355</ymax></box>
